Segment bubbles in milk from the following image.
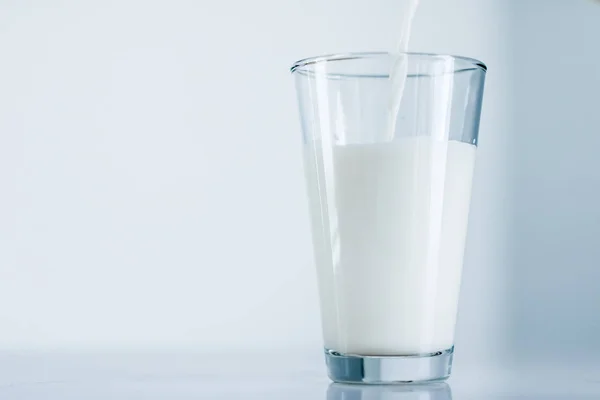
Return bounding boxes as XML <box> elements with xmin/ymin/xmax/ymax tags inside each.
<box><xmin>388</xmin><ymin>0</ymin><xmax>421</xmax><ymax>138</ymax></box>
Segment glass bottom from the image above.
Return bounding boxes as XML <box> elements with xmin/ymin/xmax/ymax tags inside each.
<box><xmin>324</xmin><ymin>347</ymin><xmax>454</xmax><ymax>384</ymax></box>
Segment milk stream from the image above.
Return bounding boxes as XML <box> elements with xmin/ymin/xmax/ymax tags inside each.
<box><xmin>387</xmin><ymin>0</ymin><xmax>421</xmax><ymax>139</ymax></box>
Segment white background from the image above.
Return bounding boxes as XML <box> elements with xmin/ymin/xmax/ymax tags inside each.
<box><xmin>0</xmin><ymin>0</ymin><xmax>596</xmax><ymax>370</ymax></box>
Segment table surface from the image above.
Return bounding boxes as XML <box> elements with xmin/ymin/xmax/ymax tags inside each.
<box><xmin>0</xmin><ymin>353</ymin><xmax>598</xmax><ymax>399</ymax></box>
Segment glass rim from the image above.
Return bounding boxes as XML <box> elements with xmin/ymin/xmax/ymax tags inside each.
<box><xmin>290</xmin><ymin>51</ymin><xmax>487</xmax><ymax>77</ymax></box>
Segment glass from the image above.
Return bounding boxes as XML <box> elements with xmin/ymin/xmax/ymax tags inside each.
<box><xmin>291</xmin><ymin>52</ymin><xmax>487</xmax><ymax>384</ymax></box>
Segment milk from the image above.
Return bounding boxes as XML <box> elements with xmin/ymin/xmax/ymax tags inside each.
<box><xmin>304</xmin><ymin>137</ymin><xmax>475</xmax><ymax>355</ymax></box>
<box><xmin>387</xmin><ymin>0</ymin><xmax>421</xmax><ymax>138</ymax></box>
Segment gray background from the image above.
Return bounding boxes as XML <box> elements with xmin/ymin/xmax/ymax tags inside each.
<box><xmin>0</xmin><ymin>0</ymin><xmax>596</xmax><ymax>370</ymax></box>
<box><xmin>510</xmin><ymin>0</ymin><xmax>600</xmax><ymax>365</ymax></box>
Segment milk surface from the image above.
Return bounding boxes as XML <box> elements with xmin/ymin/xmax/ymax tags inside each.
<box><xmin>304</xmin><ymin>137</ymin><xmax>475</xmax><ymax>355</ymax></box>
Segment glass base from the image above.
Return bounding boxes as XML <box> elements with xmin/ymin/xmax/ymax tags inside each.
<box><xmin>324</xmin><ymin>347</ymin><xmax>454</xmax><ymax>384</ymax></box>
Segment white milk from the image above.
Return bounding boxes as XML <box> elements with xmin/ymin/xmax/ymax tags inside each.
<box><xmin>304</xmin><ymin>137</ymin><xmax>475</xmax><ymax>355</ymax></box>
<box><xmin>387</xmin><ymin>0</ymin><xmax>421</xmax><ymax>138</ymax></box>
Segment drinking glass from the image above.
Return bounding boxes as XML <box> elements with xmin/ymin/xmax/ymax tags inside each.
<box><xmin>291</xmin><ymin>52</ymin><xmax>486</xmax><ymax>384</ymax></box>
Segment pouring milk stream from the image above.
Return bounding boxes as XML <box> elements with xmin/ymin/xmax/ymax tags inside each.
<box><xmin>388</xmin><ymin>0</ymin><xmax>421</xmax><ymax>138</ymax></box>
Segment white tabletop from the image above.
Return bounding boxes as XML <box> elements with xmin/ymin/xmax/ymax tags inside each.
<box><xmin>0</xmin><ymin>353</ymin><xmax>598</xmax><ymax>399</ymax></box>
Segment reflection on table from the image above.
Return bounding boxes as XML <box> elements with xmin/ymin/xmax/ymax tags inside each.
<box><xmin>327</xmin><ymin>382</ymin><xmax>451</xmax><ymax>400</ymax></box>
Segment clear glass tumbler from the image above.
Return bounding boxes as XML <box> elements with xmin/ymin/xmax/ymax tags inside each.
<box><xmin>291</xmin><ymin>52</ymin><xmax>486</xmax><ymax>384</ymax></box>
